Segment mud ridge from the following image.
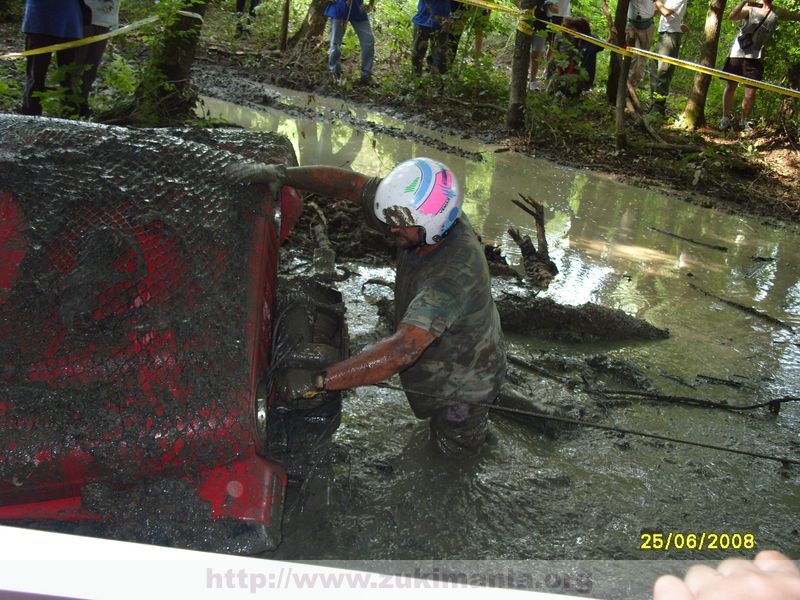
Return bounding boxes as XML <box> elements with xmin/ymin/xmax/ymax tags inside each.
<box><xmin>193</xmin><ymin>65</ymin><xmax>485</xmax><ymax>163</ymax></box>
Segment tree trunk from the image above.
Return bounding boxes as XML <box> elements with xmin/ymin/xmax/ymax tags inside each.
<box><xmin>280</xmin><ymin>0</ymin><xmax>291</xmax><ymax>51</ymax></box>
<box><xmin>135</xmin><ymin>3</ymin><xmax>209</xmax><ymax>125</ymax></box>
<box><xmin>681</xmin><ymin>0</ymin><xmax>727</xmax><ymax>129</ymax></box>
<box><xmin>288</xmin><ymin>0</ymin><xmax>329</xmax><ymax>49</ymax></box>
<box><xmin>506</xmin><ymin>0</ymin><xmax>534</xmax><ymax>131</ymax></box>
<box><xmin>615</xmin><ymin>57</ymin><xmax>632</xmax><ymax>148</ymax></box>
<box><xmin>778</xmin><ymin>62</ymin><xmax>800</xmax><ymax>121</ymax></box>
<box><xmin>606</xmin><ymin>0</ymin><xmax>631</xmax><ymax>105</ymax></box>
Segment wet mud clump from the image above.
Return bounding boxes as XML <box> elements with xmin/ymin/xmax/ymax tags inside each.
<box><xmin>495</xmin><ymin>295</ymin><xmax>669</xmax><ymax>343</ymax></box>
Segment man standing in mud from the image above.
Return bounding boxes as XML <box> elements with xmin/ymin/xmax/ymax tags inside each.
<box><xmin>230</xmin><ymin>158</ymin><xmax>506</xmax><ymax>457</ymax></box>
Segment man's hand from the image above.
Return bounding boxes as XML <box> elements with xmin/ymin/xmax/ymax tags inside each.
<box><xmin>301</xmin><ymin>373</ymin><xmax>327</xmax><ymax>399</ymax></box>
<box><xmin>227</xmin><ymin>162</ymin><xmax>287</xmax><ymax>185</ymax></box>
<box><xmin>653</xmin><ymin>550</ymin><xmax>800</xmax><ymax>600</ymax></box>
<box><xmin>226</xmin><ymin>162</ymin><xmax>288</xmax><ymax>201</ymax></box>
<box><xmin>276</xmin><ymin>369</ymin><xmax>325</xmax><ymax>410</ymax></box>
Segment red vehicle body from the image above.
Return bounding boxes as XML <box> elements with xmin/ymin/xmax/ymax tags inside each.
<box><xmin>0</xmin><ymin>117</ymin><xmax>338</xmax><ymax>553</ymax></box>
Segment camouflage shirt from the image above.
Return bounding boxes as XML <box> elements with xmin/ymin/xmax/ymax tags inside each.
<box><xmin>362</xmin><ymin>178</ymin><xmax>506</xmax><ymax>416</ymax></box>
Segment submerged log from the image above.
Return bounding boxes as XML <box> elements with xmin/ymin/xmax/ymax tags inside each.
<box><xmin>496</xmin><ymin>295</ymin><xmax>669</xmax><ymax>343</ymax></box>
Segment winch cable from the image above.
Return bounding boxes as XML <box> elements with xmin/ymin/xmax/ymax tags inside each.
<box><xmin>368</xmin><ymin>383</ymin><xmax>800</xmax><ymax>467</ymax></box>
<box><xmin>504</xmin><ymin>355</ymin><xmax>800</xmax><ymax>413</ymax></box>
<box><xmin>596</xmin><ymin>389</ymin><xmax>799</xmax><ymax>413</ymax></box>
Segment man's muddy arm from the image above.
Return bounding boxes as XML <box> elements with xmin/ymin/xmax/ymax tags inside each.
<box><xmin>321</xmin><ymin>324</ymin><xmax>436</xmax><ymax>391</ymax></box>
<box><xmin>228</xmin><ymin>163</ymin><xmax>371</xmax><ymax>203</ymax></box>
<box><xmin>283</xmin><ymin>166</ymin><xmax>371</xmax><ymax>203</ymax></box>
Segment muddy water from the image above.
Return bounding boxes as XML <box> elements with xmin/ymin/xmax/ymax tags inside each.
<box><xmin>203</xmin><ymin>93</ymin><xmax>799</xmax><ymax>596</ymax></box>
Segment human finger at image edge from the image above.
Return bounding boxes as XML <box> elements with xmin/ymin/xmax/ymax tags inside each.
<box><xmin>652</xmin><ymin>574</ymin><xmax>695</xmax><ymax>600</ymax></box>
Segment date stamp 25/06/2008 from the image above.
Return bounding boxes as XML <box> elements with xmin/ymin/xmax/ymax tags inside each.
<box><xmin>640</xmin><ymin>531</ymin><xmax>756</xmax><ymax>551</ymax></box>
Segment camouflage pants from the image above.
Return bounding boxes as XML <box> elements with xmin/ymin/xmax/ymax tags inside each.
<box><xmin>412</xmin><ymin>25</ymin><xmax>449</xmax><ymax>75</ymax></box>
<box><xmin>428</xmin><ymin>397</ymin><xmax>496</xmax><ymax>457</ymax></box>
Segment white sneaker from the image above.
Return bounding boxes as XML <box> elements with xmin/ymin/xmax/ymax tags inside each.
<box><xmin>740</xmin><ymin>120</ymin><xmax>754</xmax><ymax>133</ymax></box>
<box><xmin>719</xmin><ymin>116</ymin><xmax>731</xmax><ymax>131</ymax></box>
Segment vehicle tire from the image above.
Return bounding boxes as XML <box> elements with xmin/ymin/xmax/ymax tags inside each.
<box><xmin>262</xmin><ymin>276</ymin><xmax>348</xmax><ymax>478</ymax></box>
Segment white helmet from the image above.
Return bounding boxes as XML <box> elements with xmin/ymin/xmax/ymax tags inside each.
<box><xmin>374</xmin><ymin>158</ymin><xmax>462</xmax><ymax>245</ymax></box>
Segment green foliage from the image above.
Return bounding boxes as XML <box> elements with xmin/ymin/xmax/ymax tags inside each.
<box><xmin>0</xmin><ymin>0</ymin><xmax>22</xmax><ymax>22</ymax></box>
<box><xmin>90</xmin><ymin>52</ymin><xmax>138</xmax><ymax>114</ymax></box>
<box><xmin>33</xmin><ymin>63</ymin><xmax>87</xmax><ymax>119</ymax></box>
<box><xmin>0</xmin><ymin>61</ymin><xmax>22</xmax><ymax>112</ymax></box>
<box><xmin>524</xmin><ymin>86</ymin><xmax>615</xmax><ymax>146</ymax></box>
<box><xmin>102</xmin><ymin>52</ymin><xmax>138</xmax><ymax>96</ymax></box>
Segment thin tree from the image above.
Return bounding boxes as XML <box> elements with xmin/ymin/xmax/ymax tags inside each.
<box><xmin>778</xmin><ymin>62</ymin><xmax>799</xmax><ymax>126</ymax></box>
<box><xmin>681</xmin><ymin>0</ymin><xmax>727</xmax><ymax>128</ymax></box>
<box><xmin>288</xmin><ymin>0</ymin><xmax>329</xmax><ymax>49</ymax></box>
<box><xmin>133</xmin><ymin>1</ymin><xmax>209</xmax><ymax>125</ymax></box>
<box><xmin>605</xmin><ymin>0</ymin><xmax>631</xmax><ymax>105</ymax></box>
<box><xmin>280</xmin><ymin>0</ymin><xmax>291</xmax><ymax>51</ymax></box>
<box><xmin>506</xmin><ymin>0</ymin><xmax>535</xmax><ymax>130</ymax></box>
<box><xmin>600</xmin><ymin>0</ymin><xmax>630</xmax><ymax>148</ymax></box>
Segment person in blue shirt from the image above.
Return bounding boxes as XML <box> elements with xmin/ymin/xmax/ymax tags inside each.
<box><xmin>21</xmin><ymin>0</ymin><xmax>85</xmax><ymax>116</ymax></box>
<box><xmin>411</xmin><ymin>0</ymin><xmax>452</xmax><ymax>75</ymax></box>
<box><xmin>325</xmin><ymin>0</ymin><xmax>375</xmax><ymax>85</ymax></box>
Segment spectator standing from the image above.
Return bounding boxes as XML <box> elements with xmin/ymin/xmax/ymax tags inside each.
<box><xmin>626</xmin><ymin>0</ymin><xmax>657</xmax><ymax>87</ymax></box>
<box><xmin>447</xmin><ymin>1</ymin><xmax>491</xmax><ymax>62</ymax></box>
<box><xmin>76</xmin><ymin>0</ymin><xmax>120</xmax><ymax>118</ymax></box>
<box><xmin>546</xmin><ymin>17</ymin><xmax>605</xmax><ymax>98</ymax></box>
<box><xmin>235</xmin><ymin>0</ymin><xmax>260</xmax><ymax>37</ymax></box>
<box><xmin>411</xmin><ymin>0</ymin><xmax>452</xmax><ymax>76</ymax></box>
<box><xmin>524</xmin><ymin>0</ymin><xmax>558</xmax><ymax>90</ymax></box>
<box><xmin>325</xmin><ymin>0</ymin><xmax>375</xmax><ymax>85</ymax></box>
<box><xmin>472</xmin><ymin>7</ymin><xmax>491</xmax><ymax>54</ymax></box>
<box><xmin>20</xmin><ymin>0</ymin><xmax>85</xmax><ymax>116</ymax></box>
<box><xmin>547</xmin><ymin>0</ymin><xmax>571</xmax><ymax>53</ymax></box>
<box><xmin>650</xmin><ymin>0</ymin><xmax>689</xmax><ymax>116</ymax></box>
<box><xmin>551</xmin><ymin>0</ymin><xmax>571</xmax><ymax>26</ymax></box>
<box><xmin>720</xmin><ymin>0</ymin><xmax>800</xmax><ymax>132</ymax></box>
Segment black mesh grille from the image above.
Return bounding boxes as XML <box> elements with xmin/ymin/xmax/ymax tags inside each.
<box><xmin>0</xmin><ymin>116</ymin><xmax>295</xmax><ymax>501</ymax></box>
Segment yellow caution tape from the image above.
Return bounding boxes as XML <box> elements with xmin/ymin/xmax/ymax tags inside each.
<box><xmin>455</xmin><ymin>0</ymin><xmax>800</xmax><ymax>99</ymax></box>
<box><xmin>544</xmin><ymin>19</ymin><xmax>632</xmax><ymax>56</ymax></box>
<box><xmin>456</xmin><ymin>0</ymin><xmax>520</xmax><ymax>16</ymax></box>
<box><xmin>0</xmin><ymin>16</ymin><xmax>159</xmax><ymax>61</ymax></box>
<box><xmin>628</xmin><ymin>46</ymin><xmax>800</xmax><ymax>99</ymax></box>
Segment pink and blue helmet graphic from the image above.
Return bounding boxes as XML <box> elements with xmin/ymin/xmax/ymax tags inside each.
<box><xmin>407</xmin><ymin>159</ymin><xmax>460</xmax><ymax>237</ymax></box>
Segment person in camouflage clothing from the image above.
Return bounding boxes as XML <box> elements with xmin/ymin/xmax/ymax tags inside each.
<box><xmin>229</xmin><ymin>158</ymin><xmax>506</xmax><ymax>456</ymax></box>
<box><xmin>411</xmin><ymin>0</ymin><xmax>452</xmax><ymax>75</ymax></box>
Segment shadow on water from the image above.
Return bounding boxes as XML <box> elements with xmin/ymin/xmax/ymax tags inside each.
<box><xmin>201</xmin><ymin>91</ymin><xmax>799</xmax><ymax>595</ymax></box>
